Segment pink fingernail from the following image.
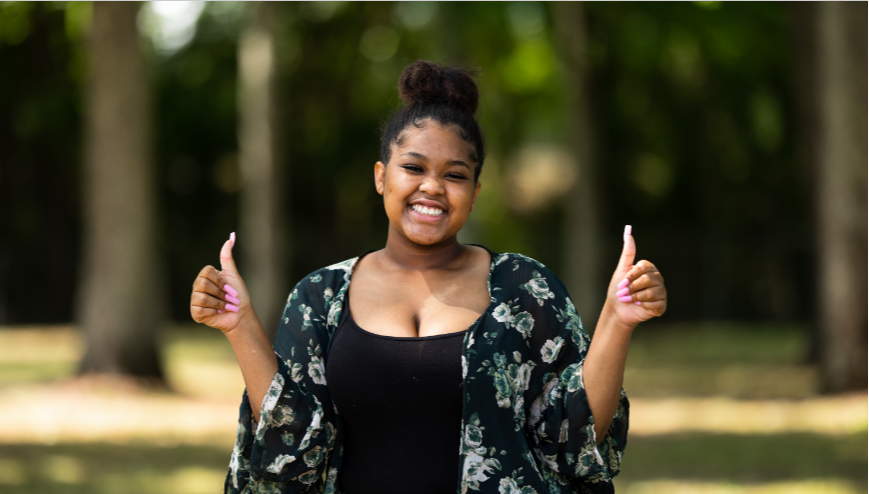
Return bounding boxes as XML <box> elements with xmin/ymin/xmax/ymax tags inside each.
<box><xmin>218</xmin><ymin>309</ymin><xmax>224</xmax><ymax>314</ymax></box>
<box><xmin>616</xmin><ymin>287</ymin><xmax>630</xmax><ymax>297</ymax></box>
<box><xmin>617</xmin><ymin>278</ymin><xmax>630</xmax><ymax>289</ymax></box>
<box><xmin>224</xmin><ymin>284</ymin><xmax>238</xmax><ymax>297</ymax></box>
<box><xmin>226</xmin><ymin>294</ymin><xmax>240</xmax><ymax>305</ymax></box>
<box><xmin>635</xmin><ymin>301</ymin><xmax>642</xmax><ymax>306</ymax></box>
<box><xmin>623</xmin><ymin>225</ymin><xmax>632</xmax><ymax>242</ymax></box>
<box><xmin>230</xmin><ymin>232</ymin><xmax>236</xmax><ymax>248</ymax></box>
<box><xmin>225</xmin><ymin>303</ymin><xmax>239</xmax><ymax>312</ymax></box>
<box><xmin>618</xmin><ymin>296</ymin><xmax>632</xmax><ymax>303</ymax></box>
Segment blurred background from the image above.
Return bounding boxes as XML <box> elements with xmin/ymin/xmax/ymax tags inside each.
<box><xmin>0</xmin><ymin>1</ymin><xmax>865</xmax><ymax>493</ymax></box>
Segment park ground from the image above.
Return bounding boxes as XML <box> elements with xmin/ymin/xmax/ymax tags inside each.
<box><xmin>0</xmin><ymin>322</ymin><xmax>865</xmax><ymax>493</ymax></box>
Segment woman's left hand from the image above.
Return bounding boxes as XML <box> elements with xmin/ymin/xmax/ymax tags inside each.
<box><xmin>605</xmin><ymin>225</ymin><xmax>667</xmax><ymax>330</ymax></box>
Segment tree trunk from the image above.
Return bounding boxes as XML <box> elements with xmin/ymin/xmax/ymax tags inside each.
<box><xmin>790</xmin><ymin>2</ymin><xmax>821</xmax><ymax>365</ymax></box>
<box><xmin>238</xmin><ymin>2</ymin><xmax>287</xmax><ymax>339</ymax></box>
<box><xmin>815</xmin><ymin>1</ymin><xmax>868</xmax><ymax>392</ymax></box>
<box><xmin>554</xmin><ymin>2</ymin><xmax>603</xmax><ymax>332</ymax></box>
<box><xmin>76</xmin><ymin>2</ymin><xmax>164</xmax><ymax>380</ymax></box>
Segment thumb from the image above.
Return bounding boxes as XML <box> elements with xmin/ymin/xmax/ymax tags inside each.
<box><xmin>219</xmin><ymin>232</ymin><xmax>239</xmax><ymax>275</ymax></box>
<box><xmin>616</xmin><ymin>225</ymin><xmax>636</xmax><ymax>276</ymax></box>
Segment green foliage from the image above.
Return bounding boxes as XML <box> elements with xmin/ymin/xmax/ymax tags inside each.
<box><xmin>0</xmin><ymin>2</ymin><xmax>808</xmax><ymax>324</ymax></box>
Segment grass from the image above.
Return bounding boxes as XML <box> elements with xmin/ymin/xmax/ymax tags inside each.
<box><xmin>0</xmin><ymin>322</ymin><xmax>865</xmax><ymax>493</ymax></box>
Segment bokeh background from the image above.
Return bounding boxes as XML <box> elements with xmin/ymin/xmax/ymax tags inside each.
<box><xmin>0</xmin><ymin>1</ymin><xmax>866</xmax><ymax>493</ymax></box>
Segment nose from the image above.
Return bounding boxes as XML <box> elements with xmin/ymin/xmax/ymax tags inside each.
<box><xmin>418</xmin><ymin>173</ymin><xmax>445</xmax><ymax>196</ymax></box>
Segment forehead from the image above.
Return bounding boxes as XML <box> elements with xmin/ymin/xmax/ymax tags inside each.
<box><xmin>393</xmin><ymin>121</ymin><xmax>475</xmax><ymax>163</ymax></box>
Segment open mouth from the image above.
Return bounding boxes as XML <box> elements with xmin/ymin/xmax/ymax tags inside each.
<box><xmin>410</xmin><ymin>204</ymin><xmax>445</xmax><ymax>218</ymax></box>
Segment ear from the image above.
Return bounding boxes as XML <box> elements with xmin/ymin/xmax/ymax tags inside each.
<box><xmin>470</xmin><ymin>180</ymin><xmax>482</xmax><ymax>212</ymax></box>
<box><xmin>374</xmin><ymin>161</ymin><xmax>386</xmax><ymax>195</ymax></box>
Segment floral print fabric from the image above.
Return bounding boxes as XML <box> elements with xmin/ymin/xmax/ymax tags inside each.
<box><xmin>225</xmin><ymin>249</ymin><xmax>629</xmax><ymax>494</ymax></box>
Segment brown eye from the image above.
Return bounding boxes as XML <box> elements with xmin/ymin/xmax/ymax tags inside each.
<box><xmin>401</xmin><ymin>165</ymin><xmax>423</xmax><ymax>173</ymax></box>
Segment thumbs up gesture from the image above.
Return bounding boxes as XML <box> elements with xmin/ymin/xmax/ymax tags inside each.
<box><xmin>606</xmin><ymin>226</ymin><xmax>667</xmax><ymax>329</ymax></box>
<box><xmin>190</xmin><ymin>232</ymin><xmax>253</xmax><ymax>333</ymax></box>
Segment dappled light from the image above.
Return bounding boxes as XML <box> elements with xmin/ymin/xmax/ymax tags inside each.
<box><xmin>1</xmin><ymin>324</ymin><xmax>865</xmax><ymax>492</ymax></box>
<box><xmin>0</xmin><ymin>1</ymin><xmax>865</xmax><ymax>492</ymax></box>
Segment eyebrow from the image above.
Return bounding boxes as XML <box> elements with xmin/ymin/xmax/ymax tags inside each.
<box><xmin>401</xmin><ymin>152</ymin><xmax>471</xmax><ymax>170</ymax></box>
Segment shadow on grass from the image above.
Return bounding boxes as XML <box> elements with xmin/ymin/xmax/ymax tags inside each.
<box><xmin>2</xmin><ymin>432</ymin><xmax>865</xmax><ymax>493</ymax></box>
<box><xmin>616</xmin><ymin>431</ymin><xmax>867</xmax><ymax>488</ymax></box>
<box><xmin>0</xmin><ymin>442</ymin><xmax>229</xmax><ymax>494</ymax></box>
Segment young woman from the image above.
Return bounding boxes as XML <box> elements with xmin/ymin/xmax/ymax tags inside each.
<box><xmin>191</xmin><ymin>61</ymin><xmax>667</xmax><ymax>494</ymax></box>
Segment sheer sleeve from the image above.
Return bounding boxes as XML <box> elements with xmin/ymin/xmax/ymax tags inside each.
<box><xmin>506</xmin><ymin>256</ymin><xmax>629</xmax><ymax>491</ymax></box>
<box><xmin>225</xmin><ymin>270</ymin><xmax>344</xmax><ymax>494</ymax></box>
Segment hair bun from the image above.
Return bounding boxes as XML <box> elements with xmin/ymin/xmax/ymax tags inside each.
<box><xmin>398</xmin><ymin>60</ymin><xmax>478</xmax><ymax>114</ymax></box>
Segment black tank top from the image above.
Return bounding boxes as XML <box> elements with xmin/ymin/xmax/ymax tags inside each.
<box><xmin>325</xmin><ymin>307</ymin><xmax>466</xmax><ymax>494</ymax></box>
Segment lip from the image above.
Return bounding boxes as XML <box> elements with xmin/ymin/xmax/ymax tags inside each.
<box><xmin>407</xmin><ymin>202</ymin><xmax>447</xmax><ymax>223</ymax></box>
<box><xmin>409</xmin><ymin>198</ymin><xmax>447</xmax><ymax>210</ymax></box>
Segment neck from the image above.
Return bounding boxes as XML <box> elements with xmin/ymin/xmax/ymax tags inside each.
<box><xmin>381</xmin><ymin>227</ymin><xmax>466</xmax><ymax>271</ymax></box>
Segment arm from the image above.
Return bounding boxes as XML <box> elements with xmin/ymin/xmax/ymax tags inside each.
<box><xmin>190</xmin><ymin>234</ymin><xmax>277</xmax><ymax>423</ymax></box>
<box><xmin>583</xmin><ymin>226</ymin><xmax>667</xmax><ymax>444</ymax></box>
<box><xmin>223</xmin><ymin>314</ymin><xmax>277</xmax><ymax>424</ymax></box>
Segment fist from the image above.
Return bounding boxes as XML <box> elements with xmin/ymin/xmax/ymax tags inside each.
<box><xmin>190</xmin><ymin>232</ymin><xmax>252</xmax><ymax>333</ymax></box>
<box><xmin>606</xmin><ymin>225</ymin><xmax>667</xmax><ymax>329</ymax></box>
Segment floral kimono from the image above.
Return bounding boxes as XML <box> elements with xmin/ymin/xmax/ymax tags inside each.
<box><xmin>225</xmin><ymin>248</ymin><xmax>629</xmax><ymax>494</ymax></box>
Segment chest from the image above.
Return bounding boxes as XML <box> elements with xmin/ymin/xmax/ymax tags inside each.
<box><xmin>347</xmin><ymin>263</ymin><xmax>491</xmax><ymax>338</ymax></box>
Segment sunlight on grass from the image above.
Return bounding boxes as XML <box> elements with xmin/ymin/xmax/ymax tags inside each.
<box><xmin>167</xmin><ymin>466</ymin><xmax>227</xmax><ymax>494</ymax></box>
<box><xmin>0</xmin><ymin>458</ymin><xmax>25</xmax><ymax>485</ymax></box>
<box><xmin>630</xmin><ymin>395</ymin><xmax>867</xmax><ymax>435</ymax></box>
<box><xmin>0</xmin><ymin>383</ymin><xmax>239</xmax><ymax>446</ymax></box>
<box><xmin>0</xmin><ymin>326</ymin><xmax>81</xmax><ymax>384</ymax></box>
<box><xmin>161</xmin><ymin>324</ymin><xmax>245</xmax><ymax>400</ymax></box>
<box><xmin>616</xmin><ymin>479</ymin><xmax>860</xmax><ymax>494</ymax></box>
<box><xmin>0</xmin><ymin>322</ymin><xmax>865</xmax><ymax>494</ymax></box>
<box><xmin>45</xmin><ymin>455</ymin><xmax>86</xmax><ymax>484</ymax></box>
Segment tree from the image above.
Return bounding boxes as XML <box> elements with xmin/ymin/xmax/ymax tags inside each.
<box><xmin>813</xmin><ymin>2</ymin><xmax>867</xmax><ymax>392</ymax></box>
<box><xmin>554</xmin><ymin>2</ymin><xmax>604</xmax><ymax>331</ymax></box>
<box><xmin>76</xmin><ymin>2</ymin><xmax>164</xmax><ymax>380</ymax></box>
<box><xmin>238</xmin><ymin>2</ymin><xmax>288</xmax><ymax>338</ymax></box>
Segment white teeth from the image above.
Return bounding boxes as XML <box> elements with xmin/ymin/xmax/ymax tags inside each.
<box><xmin>412</xmin><ymin>204</ymin><xmax>444</xmax><ymax>216</ymax></box>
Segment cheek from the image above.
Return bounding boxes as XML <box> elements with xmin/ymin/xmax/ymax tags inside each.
<box><xmin>383</xmin><ymin>176</ymin><xmax>412</xmax><ymax>210</ymax></box>
<box><xmin>449</xmin><ymin>184</ymin><xmax>476</xmax><ymax>209</ymax></box>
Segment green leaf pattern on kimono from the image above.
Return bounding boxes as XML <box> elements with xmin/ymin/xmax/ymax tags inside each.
<box><xmin>225</xmin><ymin>250</ymin><xmax>628</xmax><ymax>494</ymax></box>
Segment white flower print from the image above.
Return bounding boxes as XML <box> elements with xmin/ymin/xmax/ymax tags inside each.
<box><xmin>303</xmin><ymin>445</ymin><xmax>325</xmax><ymax>468</ymax></box>
<box><xmin>266</xmin><ymin>454</ymin><xmax>296</xmax><ymax>474</ymax></box>
<box><xmin>228</xmin><ymin>253</ymin><xmax>629</xmax><ymax>494</ymax></box>
<box><xmin>540</xmin><ymin>337</ymin><xmax>565</xmax><ymax>363</ymax></box>
<box><xmin>492</xmin><ymin>303</ymin><xmax>513</xmax><ymax>324</ymax></box>
<box><xmin>298</xmin><ymin>304</ymin><xmax>314</xmax><ymax>330</ymax></box>
<box><xmin>513</xmin><ymin>311</ymin><xmax>534</xmax><ymax>338</ymax></box>
<box><xmin>520</xmin><ymin>271</ymin><xmax>556</xmax><ymax>306</ymax></box>
<box><xmin>308</xmin><ymin>355</ymin><xmax>326</xmax><ymax>385</ymax></box>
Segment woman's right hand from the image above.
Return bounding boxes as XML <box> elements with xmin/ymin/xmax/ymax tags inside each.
<box><xmin>190</xmin><ymin>233</ymin><xmax>252</xmax><ymax>333</ymax></box>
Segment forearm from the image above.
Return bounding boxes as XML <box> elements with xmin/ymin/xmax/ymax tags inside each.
<box><xmin>583</xmin><ymin>302</ymin><xmax>633</xmax><ymax>445</ymax></box>
<box><xmin>224</xmin><ymin>312</ymin><xmax>278</xmax><ymax>423</ymax></box>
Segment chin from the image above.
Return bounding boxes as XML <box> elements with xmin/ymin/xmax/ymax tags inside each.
<box><xmin>401</xmin><ymin>226</ymin><xmax>459</xmax><ymax>246</ymax></box>
<box><xmin>406</xmin><ymin>232</ymin><xmax>448</xmax><ymax>246</ymax></box>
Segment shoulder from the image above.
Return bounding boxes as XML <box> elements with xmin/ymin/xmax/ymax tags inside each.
<box><xmin>301</xmin><ymin>257</ymin><xmax>359</xmax><ymax>286</ymax></box>
<box><xmin>490</xmin><ymin>252</ymin><xmax>568</xmax><ymax>301</ymax></box>
<box><xmin>287</xmin><ymin>256</ymin><xmax>359</xmax><ymax>303</ymax></box>
<box><xmin>491</xmin><ymin>252</ymin><xmax>562</xmax><ymax>284</ymax></box>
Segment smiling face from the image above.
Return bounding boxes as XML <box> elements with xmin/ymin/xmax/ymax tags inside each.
<box><xmin>375</xmin><ymin>120</ymin><xmax>481</xmax><ymax>247</ymax></box>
